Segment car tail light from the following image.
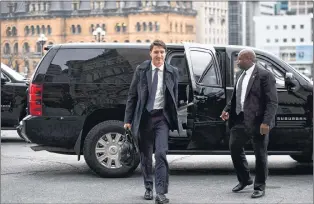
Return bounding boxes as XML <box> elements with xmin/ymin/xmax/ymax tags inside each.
<box><xmin>29</xmin><ymin>83</ymin><xmax>43</xmax><ymax>116</ymax></box>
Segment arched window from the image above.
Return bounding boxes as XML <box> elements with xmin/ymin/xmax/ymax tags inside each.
<box><xmin>77</xmin><ymin>25</ymin><xmax>81</xmax><ymax>34</ymax></box>
<box><xmin>47</xmin><ymin>25</ymin><xmax>51</xmax><ymax>35</ymax></box>
<box><xmin>3</xmin><ymin>43</ymin><xmax>11</xmax><ymax>54</ymax></box>
<box><xmin>122</xmin><ymin>23</ymin><xmax>127</xmax><ymax>32</ymax></box>
<box><xmin>136</xmin><ymin>40</ymin><xmax>141</xmax><ymax>43</ymax></box>
<box><xmin>36</xmin><ymin>25</ymin><xmax>40</xmax><ymax>34</ymax></box>
<box><xmin>90</xmin><ymin>24</ymin><xmax>95</xmax><ymax>33</ymax></box>
<box><xmin>155</xmin><ymin>22</ymin><xmax>160</xmax><ymax>31</ymax></box>
<box><xmin>12</xmin><ymin>27</ymin><xmax>17</xmax><ymax>36</ymax></box>
<box><xmin>71</xmin><ymin>25</ymin><xmax>76</xmax><ymax>34</ymax></box>
<box><xmin>145</xmin><ymin>39</ymin><xmax>150</xmax><ymax>43</ymax></box>
<box><xmin>6</xmin><ymin>27</ymin><xmax>11</xmax><ymax>36</ymax></box>
<box><xmin>36</xmin><ymin>42</ymin><xmax>42</xmax><ymax>53</ymax></box>
<box><xmin>143</xmin><ymin>22</ymin><xmax>147</xmax><ymax>31</ymax></box>
<box><xmin>124</xmin><ymin>40</ymin><xmax>129</xmax><ymax>43</ymax></box>
<box><xmin>102</xmin><ymin>24</ymin><xmax>106</xmax><ymax>31</ymax></box>
<box><xmin>23</xmin><ymin>42</ymin><xmax>30</xmax><ymax>53</ymax></box>
<box><xmin>13</xmin><ymin>43</ymin><xmax>18</xmax><ymax>55</ymax></box>
<box><xmin>115</xmin><ymin>23</ymin><xmax>121</xmax><ymax>32</ymax></box>
<box><xmin>148</xmin><ymin>22</ymin><xmax>153</xmax><ymax>31</ymax></box>
<box><xmin>136</xmin><ymin>22</ymin><xmax>141</xmax><ymax>32</ymax></box>
<box><xmin>41</xmin><ymin>25</ymin><xmax>46</xmax><ymax>34</ymax></box>
<box><xmin>24</xmin><ymin>26</ymin><xmax>30</xmax><ymax>36</ymax></box>
<box><xmin>31</xmin><ymin>26</ymin><xmax>35</xmax><ymax>35</ymax></box>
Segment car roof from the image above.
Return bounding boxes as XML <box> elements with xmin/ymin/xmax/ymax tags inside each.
<box><xmin>58</xmin><ymin>43</ymin><xmax>184</xmax><ymax>49</ymax></box>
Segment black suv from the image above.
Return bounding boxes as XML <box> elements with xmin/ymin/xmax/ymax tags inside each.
<box><xmin>20</xmin><ymin>43</ymin><xmax>313</xmax><ymax>177</ymax></box>
<box><xmin>1</xmin><ymin>63</ymin><xmax>28</xmax><ymax>132</ymax></box>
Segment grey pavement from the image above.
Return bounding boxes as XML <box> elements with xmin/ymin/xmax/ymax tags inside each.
<box><xmin>1</xmin><ymin>130</ymin><xmax>313</xmax><ymax>204</ymax></box>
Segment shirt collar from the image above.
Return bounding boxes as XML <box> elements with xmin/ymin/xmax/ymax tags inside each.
<box><xmin>151</xmin><ymin>62</ymin><xmax>164</xmax><ymax>71</ymax></box>
<box><xmin>245</xmin><ymin>63</ymin><xmax>255</xmax><ymax>75</ymax></box>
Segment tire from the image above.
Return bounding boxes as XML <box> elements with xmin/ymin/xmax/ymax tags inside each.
<box><xmin>290</xmin><ymin>154</ymin><xmax>313</xmax><ymax>163</ymax></box>
<box><xmin>83</xmin><ymin>120</ymin><xmax>140</xmax><ymax>178</ymax></box>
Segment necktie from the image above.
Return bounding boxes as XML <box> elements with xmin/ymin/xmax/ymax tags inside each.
<box><xmin>236</xmin><ymin>71</ymin><xmax>246</xmax><ymax>115</ymax></box>
<box><xmin>146</xmin><ymin>67</ymin><xmax>159</xmax><ymax>112</ymax></box>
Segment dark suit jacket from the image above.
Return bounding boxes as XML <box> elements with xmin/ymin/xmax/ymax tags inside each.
<box><xmin>124</xmin><ymin>60</ymin><xmax>179</xmax><ymax>138</ymax></box>
<box><xmin>224</xmin><ymin>64</ymin><xmax>278</xmax><ymax>133</ymax></box>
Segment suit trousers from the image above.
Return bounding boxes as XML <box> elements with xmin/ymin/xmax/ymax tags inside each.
<box><xmin>229</xmin><ymin>112</ymin><xmax>269</xmax><ymax>191</ymax></box>
<box><xmin>139</xmin><ymin>109</ymin><xmax>169</xmax><ymax>194</ymax></box>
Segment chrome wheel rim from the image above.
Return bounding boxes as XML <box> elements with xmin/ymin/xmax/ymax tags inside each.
<box><xmin>95</xmin><ymin>132</ymin><xmax>124</xmax><ymax>169</ymax></box>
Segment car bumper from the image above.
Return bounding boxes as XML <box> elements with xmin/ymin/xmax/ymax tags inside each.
<box><xmin>18</xmin><ymin>115</ymin><xmax>84</xmax><ymax>149</ymax></box>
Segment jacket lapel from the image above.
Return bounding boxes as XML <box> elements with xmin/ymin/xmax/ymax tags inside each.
<box><xmin>146</xmin><ymin>64</ymin><xmax>152</xmax><ymax>95</ymax></box>
<box><xmin>244</xmin><ymin>65</ymin><xmax>258</xmax><ymax>100</ymax></box>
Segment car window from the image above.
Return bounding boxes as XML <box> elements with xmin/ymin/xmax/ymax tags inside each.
<box><xmin>1</xmin><ymin>63</ymin><xmax>25</xmax><ymax>81</ymax></box>
<box><xmin>232</xmin><ymin>53</ymin><xmax>285</xmax><ymax>88</ymax></box>
<box><xmin>189</xmin><ymin>50</ymin><xmax>213</xmax><ymax>83</ymax></box>
<box><xmin>168</xmin><ymin>54</ymin><xmax>189</xmax><ymax>83</ymax></box>
<box><xmin>199</xmin><ymin>65</ymin><xmax>219</xmax><ymax>85</ymax></box>
<box><xmin>45</xmin><ymin>48</ymin><xmax>150</xmax><ymax>83</ymax></box>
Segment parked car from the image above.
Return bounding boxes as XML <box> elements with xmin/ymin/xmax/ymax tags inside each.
<box><xmin>1</xmin><ymin>63</ymin><xmax>28</xmax><ymax>135</ymax></box>
<box><xmin>19</xmin><ymin>43</ymin><xmax>313</xmax><ymax>177</ymax></box>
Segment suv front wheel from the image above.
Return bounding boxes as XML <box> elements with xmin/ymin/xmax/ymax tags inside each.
<box><xmin>83</xmin><ymin>120</ymin><xmax>140</xmax><ymax>178</ymax></box>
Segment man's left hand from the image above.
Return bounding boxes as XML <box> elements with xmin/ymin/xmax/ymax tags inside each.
<box><xmin>260</xmin><ymin>123</ymin><xmax>270</xmax><ymax>135</ymax></box>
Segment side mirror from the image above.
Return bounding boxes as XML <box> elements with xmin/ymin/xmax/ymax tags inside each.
<box><xmin>284</xmin><ymin>72</ymin><xmax>299</xmax><ymax>91</ymax></box>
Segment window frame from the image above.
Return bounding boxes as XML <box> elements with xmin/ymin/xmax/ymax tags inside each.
<box><xmin>188</xmin><ymin>48</ymin><xmax>222</xmax><ymax>87</ymax></box>
<box><xmin>230</xmin><ymin>51</ymin><xmax>287</xmax><ymax>89</ymax></box>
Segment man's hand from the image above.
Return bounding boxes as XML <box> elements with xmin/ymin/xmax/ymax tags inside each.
<box><xmin>124</xmin><ymin>123</ymin><xmax>131</xmax><ymax>130</ymax></box>
<box><xmin>220</xmin><ymin>111</ymin><xmax>229</xmax><ymax>121</ymax></box>
<box><xmin>260</xmin><ymin>123</ymin><xmax>270</xmax><ymax>135</ymax></box>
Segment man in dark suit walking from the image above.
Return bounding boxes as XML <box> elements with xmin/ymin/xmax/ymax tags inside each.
<box><xmin>124</xmin><ymin>39</ymin><xmax>179</xmax><ymax>204</ymax></box>
<box><xmin>220</xmin><ymin>48</ymin><xmax>278</xmax><ymax>198</ymax></box>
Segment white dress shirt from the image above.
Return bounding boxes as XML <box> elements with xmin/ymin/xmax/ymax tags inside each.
<box><xmin>151</xmin><ymin>62</ymin><xmax>165</xmax><ymax>110</ymax></box>
<box><xmin>236</xmin><ymin>64</ymin><xmax>255</xmax><ymax>111</ymax></box>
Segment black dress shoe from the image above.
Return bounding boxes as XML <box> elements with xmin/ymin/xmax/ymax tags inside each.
<box><xmin>155</xmin><ymin>194</ymin><xmax>169</xmax><ymax>204</ymax></box>
<box><xmin>232</xmin><ymin>179</ymin><xmax>253</xmax><ymax>192</ymax></box>
<box><xmin>251</xmin><ymin>190</ymin><xmax>265</xmax><ymax>198</ymax></box>
<box><xmin>144</xmin><ymin>189</ymin><xmax>153</xmax><ymax>200</ymax></box>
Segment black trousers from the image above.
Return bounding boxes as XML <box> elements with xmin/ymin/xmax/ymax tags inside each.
<box><xmin>139</xmin><ymin>109</ymin><xmax>169</xmax><ymax>194</ymax></box>
<box><xmin>229</xmin><ymin>112</ymin><xmax>269</xmax><ymax>191</ymax></box>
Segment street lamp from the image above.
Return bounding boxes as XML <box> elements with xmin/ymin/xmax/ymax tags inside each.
<box><xmin>93</xmin><ymin>27</ymin><xmax>106</xmax><ymax>42</ymax></box>
<box><xmin>37</xmin><ymin>34</ymin><xmax>47</xmax><ymax>57</ymax></box>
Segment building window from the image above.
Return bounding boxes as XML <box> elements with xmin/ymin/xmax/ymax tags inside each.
<box><xmin>36</xmin><ymin>42</ymin><xmax>42</xmax><ymax>53</ymax></box>
<box><xmin>283</xmin><ymin>38</ymin><xmax>287</xmax><ymax>43</ymax></box>
<box><xmin>283</xmin><ymin>25</ymin><xmax>287</xmax><ymax>29</ymax></box>
<box><xmin>13</xmin><ymin>43</ymin><xmax>18</xmax><ymax>55</ymax></box>
<box><xmin>292</xmin><ymin>38</ymin><xmax>296</xmax><ymax>42</ymax></box>
<box><xmin>136</xmin><ymin>22</ymin><xmax>141</xmax><ymax>32</ymax></box>
<box><xmin>143</xmin><ymin>22</ymin><xmax>147</xmax><ymax>31</ymax></box>
<box><xmin>36</xmin><ymin>25</ymin><xmax>40</xmax><ymax>35</ymax></box>
<box><xmin>71</xmin><ymin>25</ymin><xmax>76</xmax><ymax>34</ymax></box>
<box><xmin>300</xmin><ymin>25</ymin><xmax>304</xmax><ymax>29</ymax></box>
<box><xmin>136</xmin><ymin>40</ymin><xmax>141</xmax><ymax>43</ymax></box>
<box><xmin>115</xmin><ymin>23</ymin><xmax>121</xmax><ymax>32</ymax></box>
<box><xmin>170</xmin><ymin>23</ymin><xmax>172</xmax><ymax>32</ymax></box>
<box><xmin>300</xmin><ymin>38</ymin><xmax>304</xmax><ymax>42</ymax></box>
<box><xmin>266</xmin><ymin>39</ymin><xmax>270</xmax><ymax>43</ymax></box>
<box><xmin>266</xmin><ymin>25</ymin><xmax>270</xmax><ymax>29</ymax></box>
<box><xmin>300</xmin><ymin>8</ymin><xmax>306</xmax><ymax>14</ymax></box>
<box><xmin>23</xmin><ymin>42</ymin><xmax>30</xmax><ymax>53</ymax></box>
<box><xmin>12</xmin><ymin>27</ymin><xmax>17</xmax><ymax>36</ymax></box>
<box><xmin>124</xmin><ymin>40</ymin><xmax>129</xmax><ymax>43</ymax></box>
<box><xmin>146</xmin><ymin>39</ymin><xmax>150</xmax><ymax>43</ymax></box>
<box><xmin>122</xmin><ymin>23</ymin><xmax>127</xmax><ymax>32</ymax></box>
<box><xmin>292</xmin><ymin>25</ymin><xmax>295</xmax><ymax>29</ymax></box>
<box><xmin>275</xmin><ymin>25</ymin><xmax>278</xmax><ymax>29</ymax></box>
<box><xmin>175</xmin><ymin>23</ymin><xmax>178</xmax><ymax>32</ymax></box>
<box><xmin>3</xmin><ymin>43</ymin><xmax>11</xmax><ymax>55</ymax></box>
<box><xmin>149</xmin><ymin>22</ymin><xmax>153</xmax><ymax>31</ymax></box>
<box><xmin>102</xmin><ymin>24</ymin><xmax>106</xmax><ymax>31</ymax></box>
<box><xmin>77</xmin><ymin>25</ymin><xmax>81</xmax><ymax>34</ymax></box>
<box><xmin>155</xmin><ymin>22</ymin><xmax>160</xmax><ymax>32</ymax></box>
<box><xmin>31</xmin><ymin>26</ymin><xmax>35</xmax><ymax>35</ymax></box>
<box><xmin>6</xmin><ymin>27</ymin><xmax>11</xmax><ymax>36</ymax></box>
<box><xmin>47</xmin><ymin>25</ymin><xmax>52</xmax><ymax>35</ymax></box>
<box><xmin>90</xmin><ymin>24</ymin><xmax>95</xmax><ymax>33</ymax></box>
<box><xmin>24</xmin><ymin>26</ymin><xmax>30</xmax><ymax>36</ymax></box>
<box><xmin>41</xmin><ymin>25</ymin><xmax>46</xmax><ymax>34</ymax></box>
<box><xmin>275</xmin><ymin>39</ymin><xmax>279</xmax><ymax>43</ymax></box>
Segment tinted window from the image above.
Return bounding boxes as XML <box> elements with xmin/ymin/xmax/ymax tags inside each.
<box><xmin>45</xmin><ymin>48</ymin><xmax>150</xmax><ymax>83</ymax></box>
<box><xmin>189</xmin><ymin>50</ymin><xmax>213</xmax><ymax>82</ymax></box>
<box><xmin>168</xmin><ymin>54</ymin><xmax>189</xmax><ymax>83</ymax></box>
<box><xmin>200</xmin><ymin>66</ymin><xmax>218</xmax><ymax>85</ymax></box>
<box><xmin>232</xmin><ymin>53</ymin><xmax>285</xmax><ymax>88</ymax></box>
